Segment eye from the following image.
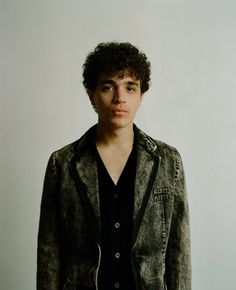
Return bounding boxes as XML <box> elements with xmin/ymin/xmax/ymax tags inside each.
<box><xmin>127</xmin><ymin>86</ymin><xmax>136</xmax><ymax>92</ymax></box>
<box><xmin>101</xmin><ymin>85</ymin><xmax>114</xmax><ymax>92</ymax></box>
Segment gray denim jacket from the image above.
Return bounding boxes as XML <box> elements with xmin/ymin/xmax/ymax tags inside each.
<box><xmin>37</xmin><ymin>125</ymin><xmax>191</xmax><ymax>290</ymax></box>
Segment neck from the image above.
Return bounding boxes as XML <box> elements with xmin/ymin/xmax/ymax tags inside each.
<box><xmin>96</xmin><ymin>123</ymin><xmax>134</xmax><ymax>148</ymax></box>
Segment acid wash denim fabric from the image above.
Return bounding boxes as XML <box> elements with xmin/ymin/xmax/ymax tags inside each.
<box><xmin>37</xmin><ymin>124</ymin><xmax>191</xmax><ymax>290</ymax></box>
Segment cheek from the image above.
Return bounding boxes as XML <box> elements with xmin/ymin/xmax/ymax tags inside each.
<box><xmin>97</xmin><ymin>98</ymin><xmax>109</xmax><ymax>107</ymax></box>
<box><xmin>95</xmin><ymin>100</ymin><xmax>110</xmax><ymax>113</ymax></box>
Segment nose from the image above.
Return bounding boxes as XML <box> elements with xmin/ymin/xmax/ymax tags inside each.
<box><xmin>112</xmin><ymin>87</ymin><xmax>125</xmax><ymax>104</ymax></box>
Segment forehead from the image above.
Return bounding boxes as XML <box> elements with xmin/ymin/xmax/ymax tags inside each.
<box><xmin>97</xmin><ymin>70</ymin><xmax>140</xmax><ymax>84</ymax></box>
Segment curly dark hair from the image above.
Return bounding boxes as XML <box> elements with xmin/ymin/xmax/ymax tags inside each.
<box><xmin>82</xmin><ymin>42</ymin><xmax>151</xmax><ymax>93</ymax></box>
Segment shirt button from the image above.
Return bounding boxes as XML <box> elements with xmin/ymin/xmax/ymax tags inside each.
<box><xmin>114</xmin><ymin>222</ymin><xmax>120</xmax><ymax>228</ymax></box>
<box><xmin>114</xmin><ymin>282</ymin><xmax>120</xmax><ymax>288</ymax></box>
<box><xmin>115</xmin><ymin>252</ymin><xmax>120</xmax><ymax>259</ymax></box>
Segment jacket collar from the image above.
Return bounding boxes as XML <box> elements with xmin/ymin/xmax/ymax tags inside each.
<box><xmin>71</xmin><ymin>124</ymin><xmax>158</xmax><ymax>157</ymax></box>
<box><xmin>71</xmin><ymin>124</ymin><xmax>97</xmax><ymax>157</ymax></box>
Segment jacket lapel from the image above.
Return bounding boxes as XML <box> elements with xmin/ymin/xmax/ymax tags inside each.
<box><xmin>69</xmin><ymin>126</ymin><xmax>100</xmax><ymax>241</ymax></box>
<box><xmin>132</xmin><ymin>128</ymin><xmax>160</xmax><ymax>243</ymax></box>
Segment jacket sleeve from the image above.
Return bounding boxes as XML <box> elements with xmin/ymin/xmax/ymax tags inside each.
<box><xmin>165</xmin><ymin>152</ymin><xmax>191</xmax><ymax>290</ymax></box>
<box><xmin>37</xmin><ymin>153</ymin><xmax>62</xmax><ymax>290</ymax></box>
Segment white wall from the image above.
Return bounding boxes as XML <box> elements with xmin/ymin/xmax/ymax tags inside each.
<box><xmin>1</xmin><ymin>0</ymin><xmax>236</xmax><ymax>289</ymax></box>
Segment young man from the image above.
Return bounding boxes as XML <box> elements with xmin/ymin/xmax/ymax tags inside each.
<box><xmin>37</xmin><ymin>42</ymin><xmax>191</xmax><ymax>290</ymax></box>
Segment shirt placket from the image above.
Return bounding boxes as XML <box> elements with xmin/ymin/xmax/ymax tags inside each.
<box><xmin>112</xmin><ymin>189</ymin><xmax>122</xmax><ymax>289</ymax></box>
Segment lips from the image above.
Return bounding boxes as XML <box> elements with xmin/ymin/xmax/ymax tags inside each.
<box><xmin>113</xmin><ymin>109</ymin><xmax>126</xmax><ymax>113</ymax></box>
<box><xmin>112</xmin><ymin>109</ymin><xmax>127</xmax><ymax>115</ymax></box>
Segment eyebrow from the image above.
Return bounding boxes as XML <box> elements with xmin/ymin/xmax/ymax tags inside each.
<box><xmin>126</xmin><ymin>81</ymin><xmax>139</xmax><ymax>86</ymax></box>
<box><xmin>99</xmin><ymin>80</ymin><xmax>116</xmax><ymax>85</ymax></box>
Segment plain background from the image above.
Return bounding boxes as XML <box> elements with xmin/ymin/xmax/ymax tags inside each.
<box><xmin>1</xmin><ymin>0</ymin><xmax>236</xmax><ymax>289</ymax></box>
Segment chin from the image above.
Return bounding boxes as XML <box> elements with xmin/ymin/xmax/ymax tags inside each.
<box><xmin>110</xmin><ymin>119</ymin><xmax>133</xmax><ymax>129</ymax></box>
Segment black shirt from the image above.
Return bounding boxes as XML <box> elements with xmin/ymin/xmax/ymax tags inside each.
<box><xmin>96</xmin><ymin>144</ymin><xmax>136</xmax><ymax>290</ymax></box>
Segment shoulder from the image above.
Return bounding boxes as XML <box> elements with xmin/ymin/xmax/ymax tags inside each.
<box><xmin>135</xmin><ymin>126</ymin><xmax>181</xmax><ymax>160</ymax></box>
<box><xmin>49</xmin><ymin>125</ymin><xmax>97</xmax><ymax>163</ymax></box>
<box><xmin>51</xmin><ymin>141</ymin><xmax>76</xmax><ymax>159</ymax></box>
<box><xmin>153</xmin><ymin>139</ymin><xmax>181</xmax><ymax>160</ymax></box>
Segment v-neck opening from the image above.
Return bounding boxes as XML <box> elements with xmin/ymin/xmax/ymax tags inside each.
<box><xmin>95</xmin><ymin>145</ymin><xmax>135</xmax><ymax>187</ymax></box>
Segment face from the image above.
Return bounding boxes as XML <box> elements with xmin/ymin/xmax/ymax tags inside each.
<box><xmin>89</xmin><ymin>72</ymin><xmax>143</xmax><ymax>131</ymax></box>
